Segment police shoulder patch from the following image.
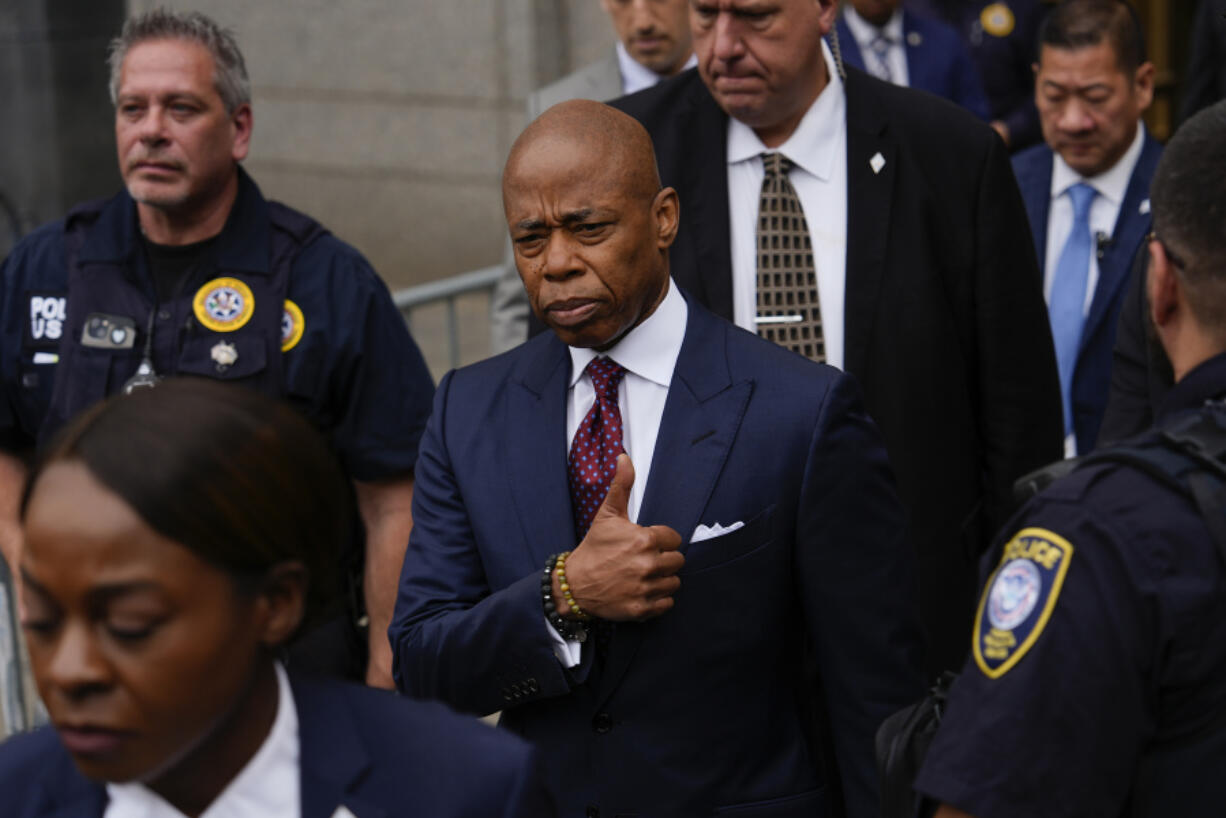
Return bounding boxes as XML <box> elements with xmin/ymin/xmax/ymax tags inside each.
<box><xmin>193</xmin><ymin>277</ymin><xmax>255</xmax><ymax>333</ymax></box>
<box><xmin>980</xmin><ymin>2</ymin><xmax>1016</xmax><ymax>38</ymax></box>
<box><xmin>281</xmin><ymin>299</ymin><xmax>305</xmax><ymax>352</ymax></box>
<box><xmin>973</xmin><ymin>527</ymin><xmax>1073</xmax><ymax>679</ymax></box>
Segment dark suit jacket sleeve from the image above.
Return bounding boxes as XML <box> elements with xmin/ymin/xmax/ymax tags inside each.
<box><xmin>389</xmin><ymin>371</ymin><xmax>576</xmax><ymax>716</ymax></box>
<box><xmin>797</xmin><ymin>372</ymin><xmax>926</xmax><ymax>818</ymax></box>
<box><xmin>973</xmin><ymin>133</ymin><xmax>1065</xmax><ymax>528</ymax></box>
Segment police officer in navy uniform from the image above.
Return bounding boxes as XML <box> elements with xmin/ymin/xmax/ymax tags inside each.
<box><xmin>0</xmin><ymin>10</ymin><xmax>434</xmax><ymax>689</ymax></box>
<box><xmin>915</xmin><ymin>100</ymin><xmax>1226</xmax><ymax>817</ymax></box>
<box><xmin>909</xmin><ymin>0</ymin><xmax>1050</xmax><ymax>150</ymax></box>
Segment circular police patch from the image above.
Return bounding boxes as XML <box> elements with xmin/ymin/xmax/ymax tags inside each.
<box><xmin>973</xmin><ymin>527</ymin><xmax>1074</xmax><ymax>679</ymax></box>
<box><xmin>988</xmin><ymin>559</ymin><xmax>1041</xmax><ymax>630</ymax></box>
<box><xmin>980</xmin><ymin>2</ymin><xmax>1015</xmax><ymax>38</ymax></box>
<box><xmin>193</xmin><ymin>278</ymin><xmax>255</xmax><ymax>333</ymax></box>
<box><xmin>281</xmin><ymin>300</ymin><xmax>305</xmax><ymax>352</ymax></box>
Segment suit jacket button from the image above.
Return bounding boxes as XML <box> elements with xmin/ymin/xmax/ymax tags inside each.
<box><xmin>592</xmin><ymin>712</ymin><xmax>613</xmax><ymax>733</ymax></box>
<box><xmin>586</xmin><ymin>806</ymin><xmax>600</xmax><ymax>818</ymax></box>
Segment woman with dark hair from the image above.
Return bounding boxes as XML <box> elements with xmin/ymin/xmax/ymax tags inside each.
<box><xmin>0</xmin><ymin>378</ymin><xmax>553</xmax><ymax>818</ymax></box>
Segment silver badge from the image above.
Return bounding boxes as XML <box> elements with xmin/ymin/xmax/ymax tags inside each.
<box><xmin>210</xmin><ymin>341</ymin><xmax>238</xmax><ymax>368</ymax></box>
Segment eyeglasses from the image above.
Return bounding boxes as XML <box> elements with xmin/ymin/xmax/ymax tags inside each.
<box><xmin>1147</xmin><ymin>231</ymin><xmax>1187</xmax><ymax>270</ymax></box>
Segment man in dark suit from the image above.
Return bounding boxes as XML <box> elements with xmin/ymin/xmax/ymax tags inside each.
<box><xmin>391</xmin><ymin>100</ymin><xmax>925</xmax><ymax>818</ymax></box>
<box><xmin>611</xmin><ymin>0</ymin><xmax>1063</xmax><ymax>676</ymax></box>
<box><xmin>835</xmin><ymin>0</ymin><xmax>990</xmax><ymax>119</ymax></box>
<box><xmin>1012</xmin><ymin>0</ymin><xmax>1160</xmax><ymax>456</ymax></box>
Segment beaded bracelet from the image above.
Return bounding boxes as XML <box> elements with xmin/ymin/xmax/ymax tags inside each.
<box><xmin>542</xmin><ymin>553</ymin><xmax>587</xmax><ymax>642</ymax></box>
<box><xmin>554</xmin><ymin>550</ymin><xmax>590</xmax><ymax>621</ymax></box>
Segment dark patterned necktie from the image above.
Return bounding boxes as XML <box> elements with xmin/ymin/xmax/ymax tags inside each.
<box><xmin>568</xmin><ymin>357</ymin><xmax>628</xmax><ymax>539</ymax></box>
<box><xmin>755</xmin><ymin>152</ymin><xmax>826</xmax><ymax>363</ymax></box>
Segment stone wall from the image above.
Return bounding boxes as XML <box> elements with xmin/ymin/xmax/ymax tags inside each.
<box><xmin>124</xmin><ymin>0</ymin><xmax>613</xmax><ymax>291</ymax></box>
<box><xmin>0</xmin><ymin>0</ymin><xmax>124</xmax><ymax>258</ymax></box>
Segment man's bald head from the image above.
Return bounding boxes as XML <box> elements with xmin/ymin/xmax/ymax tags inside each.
<box><xmin>504</xmin><ymin>100</ymin><xmax>661</xmax><ymax>209</ymax></box>
<box><xmin>502</xmin><ymin>100</ymin><xmax>680</xmax><ymax>351</ymax></box>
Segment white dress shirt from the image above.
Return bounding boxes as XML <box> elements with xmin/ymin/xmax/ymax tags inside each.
<box><xmin>548</xmin><ymin>279</ymin><xmax>688</xmax><ymax>665</ymax></box>
<box><xmin>842</xmin><ymin>7</ymin><xmax>909</xmax><ymax>86</ymax></box>
<box><xmin>105</xmin><ymin>663</ymin><xmax>301</xmax><ymax>818</ymax></box>
<box><xmin>615</xmin><ymin>42</ymin><xmax>698</xmax><ymax>96</ymax></box>
<box><xmin>727</xmin><ymin>40</ymin><xmax>849</xmax><ymax>370</ymax></box>
<box><xmin>1043</xmin><ymin>123</ymin><xmax>1146</xmax><ymax>313</ymax></box>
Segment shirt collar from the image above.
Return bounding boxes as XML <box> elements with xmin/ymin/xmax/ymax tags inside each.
<box><xmin>105</xmin><ymin>663</ymin><xmax>299</xmax><ymax>818</ymax></box>
<box><xmin>616</xmin><ymin>42</ymin><xmax>698</xmax><ymax>96</ymax></box>
<box><xmin>842</xmin><ymin>6</ymin><xmax>904</xmax><ymax>48</ymax></box>
<box><xmin>569</xmin><ymin>277</ymin><xmax>687</xmax><ymax>389</ymax></box>
<box><xmin>726</xmin><ymin>39</ymin><xmax>845</xmax><ymax>182</ymax></box>
<box><xmin>1156</xmin><ymin>351</ymin><xmax>1226</xmax><ymax>422</ymax></box>
<box><xmin>1050</xmin><ymin>122</ymin><xmax>1147</xmax><ymax>207</ymax></box>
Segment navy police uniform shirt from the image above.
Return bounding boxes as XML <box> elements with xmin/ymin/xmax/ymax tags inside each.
<box><xmin>915</xmin><ymin>352</ymin><xmax>1226</xmax><ymax>818</ymax></box>
<box><xmin>0</xmin><ymin>169</ymin><xmax>434</xmax><ymax>481</ymax></box>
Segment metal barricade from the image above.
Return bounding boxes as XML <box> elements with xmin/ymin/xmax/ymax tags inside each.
<box><xmin>0</xmin><ymin>554</ymin><xmax>41</xmax><ymax>738</ymax></box>
<box><xmin>392</xmin><ymin>264</ymin><xmax>503</xmax><ymax>371</ymax></box>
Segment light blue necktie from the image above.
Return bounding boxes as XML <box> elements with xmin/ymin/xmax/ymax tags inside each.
<box><xmin>869</xmin><ymin>33</ymin><xmax>894</xmax><ymax>82</ymax></box>
<box><xmin>1049</xmin><ymin>182</ymin><xmax>1097</xmax><ymax>435</ymax></box>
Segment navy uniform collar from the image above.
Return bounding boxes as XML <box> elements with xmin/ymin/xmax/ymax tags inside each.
<box><xmin>77</xmin><ymin>166</ymin><xmax>272</xmax><ymax>276</ymax></box>
<box><xmin>1156</xmin><ymin>351</ymin><xmax>1226</xmax><ymax>422</ymax></box>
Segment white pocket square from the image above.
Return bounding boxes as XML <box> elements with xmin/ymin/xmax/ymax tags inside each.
<box><xmin>330</xmin><ymin>807</ymin><xmax>358</xmax><ymax>818</ymax></box>
<box><xmin>691</xmin><ymin>520</ymin><xmax>744</xmax><ymax>543</ymax></box>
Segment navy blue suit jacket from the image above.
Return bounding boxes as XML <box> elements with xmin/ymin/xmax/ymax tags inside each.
<box><xmin>0</xmin><ymin>674</ymin><xmax>554</xmax><ymax>818</ymax></box>
<box><xmin>1012</xmin><ymin>132</ymin><xmax>1163</xmax><ymax>452</ymax></box>
<box><xmin>835</xmin><ymin>11</ymin><xmax>990</xmax><ymax>120</ymax></box>
<box><xmin>390</xmin><ymin>296</ymin><xmax>925</xmax><ymax>818</ymax></box>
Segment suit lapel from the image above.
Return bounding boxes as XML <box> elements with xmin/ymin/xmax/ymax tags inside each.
<box><xmin>842</xmin><ymin>68</ymin><xmax>897</xmax><ymax>378</ymax></box>
<box><xmin>506</xmin><ymin>335</ymin><xmax>577</xmax><ymax>565</ymax></box>
<box><xmin>833</xmin><ymin>18</ymin><xmax>866</xmax><ymax>73</ymax></box>
<box><xmin>1081</xmin><ymin>133</ymin><xmax>1161</xmax><ymax>349</ymax></box>
<box><xmin>595</xmin><ymin>304</ymin><xmax>753</xmax><ymax>706</ymax></box>
<box><xmin>902</xmin><ymin>14</ymin><xmax>934</xmax><ymax>95</ymax></box>
<box><xmin>676</xmin><ymin>84</ymin><xmax>735</xmax><ymax>319</ymax></box>
<box><xmin>294</xmin><ymin>676</ymin><xmax>388</xmax><ymax>818</ymax></box>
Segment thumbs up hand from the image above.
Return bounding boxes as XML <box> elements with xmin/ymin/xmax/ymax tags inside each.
<box><xmin>557</xmin><ymin>454</ymin><xmax>684</xmax><ymax>622</ymax></box>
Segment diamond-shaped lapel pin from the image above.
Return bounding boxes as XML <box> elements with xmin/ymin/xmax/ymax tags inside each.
<box><xmin>870</xmin><ymin>152</ymin><xmax>886</xmax><ymax>174</ymax></box>
<box><xmin>1139</xmin><ymin>198</ymin><xmax>1151</xmax><ymax>215</ymax></box>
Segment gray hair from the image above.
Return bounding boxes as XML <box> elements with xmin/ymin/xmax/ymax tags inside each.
<box><xmin>108</xmin><ymin>9</ymin><xmax>251</xmax><ymax>114</ymax></box>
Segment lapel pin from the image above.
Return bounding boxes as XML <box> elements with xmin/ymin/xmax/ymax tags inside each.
<box><xmin>1139</xmin><ymin>198</ymin><xmax>1150</xmax><ymax>215</ymax></box>
<box><xmin>870</xmin><ymin>152</ymin><xmax>886</xmax><ymax>174</ymax></box>
<box><xmin>907</xmin><ymin>31</ymin><xmax>922</xmax><ymax>46</ymax></box>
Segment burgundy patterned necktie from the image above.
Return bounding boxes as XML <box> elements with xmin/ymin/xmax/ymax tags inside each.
<box><xmin>568</xmin><ymin>357</ymin><xmax>628</xmax><ymax>539</ymax></box>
